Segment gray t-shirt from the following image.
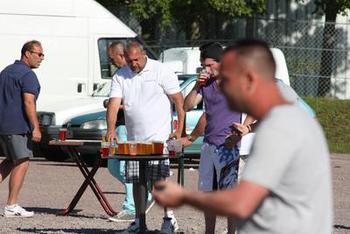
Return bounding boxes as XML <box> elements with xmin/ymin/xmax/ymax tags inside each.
<box><xmin>239</xmin><ymin>105</ymin><xmax>333</xmax><ymax>234</ymax></box>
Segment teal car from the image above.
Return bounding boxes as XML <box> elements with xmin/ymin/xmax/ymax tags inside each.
<box><xmin>66</xmin><ymin>74</ymin><xmax>204</xmax><ymax>157</ymax></box>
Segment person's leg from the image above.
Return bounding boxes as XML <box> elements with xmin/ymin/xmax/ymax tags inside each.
<box><xmin>7</xmin><ymin>158</ymin><xmax>29</xmax><ymax>205</ymax></box>
<box><xmin>204</xmin><ymin>165</ymin><xmax>217</xmax><ymax>234</ymax></box>
<box><xmin>198</xmin><ymin>143</ymin><xmax>217</xmax><ymax>234</ymax></box>
<box><xmin>0</xmin><ymin>135</ymin><xmax>13</xmax><ymax>183</ymax></box>
<box><xmin>108</xmin><ymin>158</ymin><xmax>135</xmax><ymax>214</ymax></box>
<box><xmin>216</xmin><ymin>146</ymin><xmax>240</xmax><ymax>234</ymax></box>
<box><xmin>0</xmin><ymin>159</ymin><xmax>13</xmax><ymax>183</ymax></box>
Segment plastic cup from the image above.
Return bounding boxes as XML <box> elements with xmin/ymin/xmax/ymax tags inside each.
<box><xmin>118</xmin><ymin>143</ymin><xmax>129</xmax><ymax>155</ymax></box>
<box><xmin>152</xmin><ymin>141</ymin><xmax>164</xmax><ymax>155</ymax></box>
<box><xmin>101</xmin><ymin>141</ymin><xmax>110</xmax><ymax>158</ymax></box>
<box><xmin>129</xmin><ymin>142</ymin><xmax>137</xmax><ymax>156</ymax></box>
<box><xmin>59</xmin><ymin>128</ymin><xmax>67</xmax><ymax>141</ymax></box>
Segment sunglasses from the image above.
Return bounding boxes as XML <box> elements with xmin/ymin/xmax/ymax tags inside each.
<box><xmin>30</xmin><ymin>51</ymin><xmax>45</xmax><ymax>57</ymax></box>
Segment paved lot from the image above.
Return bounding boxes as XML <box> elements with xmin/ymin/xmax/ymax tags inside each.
<box><xmin>0</xmin><ymin>154</ymin><xmax>349</xmax><ymax>234</ymax></box>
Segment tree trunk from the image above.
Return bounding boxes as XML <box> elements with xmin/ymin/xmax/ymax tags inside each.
<box><xmin>318</xmin><ymin>2</ymin><xmax>338</xmax><ymax>96</ymax></box>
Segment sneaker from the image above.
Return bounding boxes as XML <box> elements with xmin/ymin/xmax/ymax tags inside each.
<box><xmin>108</xmin><ymin>210</ymin><xmax>135</xmax><ymax>222</ymax></box>
<box><xmin>120</xmin><ymin>219</ymin><xmax>141</xmax><ymax>234</ymax></box>
<box><xmin>4</xmin><ymin>204</ymin><xmax>34</xmax><ymax>218</ymax></box>
<box><xmin>160</xmin><ymin>215</ymin><xmax>179</xmax><ymax>234</ymax></box>
<box><xmin>145</xmin><ymin>198</ymin><xmax>155</xmax><ymax>214</ymax></box>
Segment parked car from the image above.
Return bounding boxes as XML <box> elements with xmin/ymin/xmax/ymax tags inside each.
<box><xmin>64</xmin><ymin>74</ymin><xmax>204</xmax><ymax>163</ymax></box>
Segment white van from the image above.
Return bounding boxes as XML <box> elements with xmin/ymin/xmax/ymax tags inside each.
<box><xmin>160</xmin><ymin>47</ymin><xmax>291</xmax><ymax>85</ymax></box>
<box><xmin>0</xmin><ymin>0</ymin><xmax>148</xmax><ymax>159</ymax></box>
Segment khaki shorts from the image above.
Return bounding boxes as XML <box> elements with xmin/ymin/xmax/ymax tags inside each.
<box><xmin>0</xmin><ymin>134</ymin><xmax>33</xmax><ymax>162</ymax></box>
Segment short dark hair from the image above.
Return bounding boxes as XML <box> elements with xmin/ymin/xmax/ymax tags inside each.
<box><xmin>200</xmin><ymin>42</ymin><xmax>223</xmax><ymax>62</ymax></box>
<box><xmin>21</xmin><ymin>40</ymin><xmax>42</xmax><ymax>57</ymax></box>
<box><xmin>224</xmin><ymin>39</ymin><xmax>276</xmax><ymax>77</ymax></box>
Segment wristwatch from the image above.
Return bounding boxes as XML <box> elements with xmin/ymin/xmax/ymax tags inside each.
<box><xmin>187</xmin><ymin>134</ymin><xmax>195</xmax><ymax>142</ymax></box>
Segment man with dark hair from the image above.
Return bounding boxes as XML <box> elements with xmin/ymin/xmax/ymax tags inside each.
<box><xmin>0</xmin><ymin>40</ymin><xmax>44</xmax><ymax>217</ymax></box>
<box><xmin>106</xmin><ymin>41</ymin><xmax>185</xmax><ymax>233</ymax></box>
<box><xmin>181</xmin><ymin>42</ymin><xmax>251</xmax><ymax>234</ymax></box>
<box><xmin>153</xmin><ymin>39</ymin><xmax>333</xmax><ymax>234</ymax></box>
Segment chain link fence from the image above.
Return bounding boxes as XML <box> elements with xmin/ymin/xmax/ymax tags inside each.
<box><xmin>252</xmin><ymin>18</ymin><xmax>350</xmax><ymax>99</ymax></box>
<box><xmin>115</xmin><ymin>11</ymin><xmax>350</xmax><ymax>98</ymax></box>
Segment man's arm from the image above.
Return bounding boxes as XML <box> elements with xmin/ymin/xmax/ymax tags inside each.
<box><xmin>184</xmin><ymin>84</ymin><xmax>203</xmax><ymax>112</ymax></box>
<box><xmin>169</xmin><ymin>92</ymin><xmax>185</xmax><ymax>139</ymax></box>
<box><xmin>106</xmin><ymin>97</ymin><xmax>122</xmax><ymax>142</ymax></box>
<box><xmin>180</xmin><ymin>112</ymin><xmax>206</xmax><ymax>147</ymax></box>
<box><xmin>153</xmin><ymin>180</ymin><xmax>269</xmax><ymax>220</ymax></box>
<box><xmin>23</xmin><ymin>93</ymin><xmax>41</xmax><ymax>142</ymax></box>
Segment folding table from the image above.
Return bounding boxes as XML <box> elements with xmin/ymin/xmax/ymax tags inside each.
<box><xmin>49</xmin><ymin>139</ymin><xmax>118</xmax><ymax>216</ymax></box>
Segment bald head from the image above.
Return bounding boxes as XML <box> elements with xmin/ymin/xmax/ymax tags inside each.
<box><xmin>125</xmin><ymin>41</ymin><xmax>147</xmax><ymax>73</ymax></box>
<box><xmin>220</xmin><ymin>39</ymin><xmax>285</xmax><ymax>119</ymax></box>
<box><xmin>108</xmin><ymin>41</ymin><xmax>126</xmax><ymax>68</ymax></box>
<box><xmin>224</xmin><ymin>39</ymin><xmax>276</xmax><ymax>80</ymax></box>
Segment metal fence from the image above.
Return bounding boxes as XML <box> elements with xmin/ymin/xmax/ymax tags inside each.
<box><xmin>146</xmin><ymin>19</ymin><xmax>350</xmax><ymax>99</ymax></box>
<box><xmin>252</xmin><ymin>18</ymin><xmax>350</xmax><ymax>99</ymax></box>
<box><xmin>114</xmin><ymin>11</ymin><xmax>350</xmax><ymax>98</ymax></box>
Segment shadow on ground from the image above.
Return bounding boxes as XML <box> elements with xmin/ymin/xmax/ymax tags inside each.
<box><xmin>24</xmin><ymin>207</ymin><xmax>103</xmax><ymax>219</ymax></box>
<box><xmin>334</xmin><ymin>224</ymin><xmax>350</xmax><ymax>230</ymax></box>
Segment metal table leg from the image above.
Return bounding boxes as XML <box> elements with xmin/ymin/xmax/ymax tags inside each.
<box><xmin>59</xmin><ymin>146</ymin><xmax>118</xmax><ymax>216</ymax></box>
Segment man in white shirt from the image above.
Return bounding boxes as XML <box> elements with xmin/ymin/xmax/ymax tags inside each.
<box><xmin>152</xmin><ymin>39</ymin><xmax>333</xmax><ymax>234</ymax></box>
<box><xmin>106</xmin><ymin>41</ymin><xmax>185</xmax><ymax>233</ymax></box>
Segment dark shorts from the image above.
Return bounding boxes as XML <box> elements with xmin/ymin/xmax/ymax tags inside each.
<box><xmin>0</xmin><ymin>134</ymin><xmax>33</xmax><ymax>162</ymax></box>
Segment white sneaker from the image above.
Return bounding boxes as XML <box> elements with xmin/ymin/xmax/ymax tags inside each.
<box><xmin>108</xmin><ymin>210</ymin><xmax>135</xmax><ymax>222</ymax></box>
<box><xmin>4</xmin><ymin>204</ymin><xmax>34</xmax><ymax>218</ymax></box>
<box><xmin>160</xmin><ymin>214</ymin><xmax>179</xmax><ymax>233</ymax></box>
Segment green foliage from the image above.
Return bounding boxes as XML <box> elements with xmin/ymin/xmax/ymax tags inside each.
<box><xmin>112</xmin><ymin>0</ymin><xmax>267</xmax><ymax>30</ymax></box>
<box><xmin>120</xmin><ymin>0</ymin><xmax>173</xmax><ymax>29</ymax></box>
<box><xmin>305</xmin><ymin>97</ymin><xmax>350</xmax><ymax>154</ymax></box>
<box><xmin>209</xmin><ymin>0</ymin><xmax>267</xmax><ymax>17</ymax></box>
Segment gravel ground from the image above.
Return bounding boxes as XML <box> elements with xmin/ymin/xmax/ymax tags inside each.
<box><xmin>0</xmin><ymin>154</ymin><xmax>349</xmax><ymax>234</ymax></box>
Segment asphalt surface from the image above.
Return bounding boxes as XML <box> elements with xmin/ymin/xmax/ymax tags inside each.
<box><xmin>0</xmin><ymin>154</ymin><xmax>349</xmax><ymax>234</ymax></box>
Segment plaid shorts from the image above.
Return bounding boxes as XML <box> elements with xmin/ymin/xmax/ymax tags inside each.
<box><xmin>125</xmin><ymin>160</ymin><xmax>170</xmax><ymax>183</ymax></box>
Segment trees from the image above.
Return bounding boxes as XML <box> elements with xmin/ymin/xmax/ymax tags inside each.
<box><xmin>97</xmin><ymin>0</ymin><xmax>268</xmax><ymax>41</ymax></box>
<box><xmin>312</xmin><ymin>0</ymin><xmax>350</xmax><ymax>96</ymax></box>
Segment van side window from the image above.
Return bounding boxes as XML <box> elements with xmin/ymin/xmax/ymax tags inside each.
<box><xmin>98</xmin><ymin>38</ymin><xmax>128</xmax><ymax>79</ymax></box>
<box><xmin>98</xmin><ymin>38</ymin><xmax>156</xmax><ymax>79</ymax></box>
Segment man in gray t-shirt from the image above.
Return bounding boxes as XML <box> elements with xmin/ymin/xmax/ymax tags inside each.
<box><xmin>152</xmin><ymin>39</ymin><xmax>333</xmax><ymax>234</ymax></box>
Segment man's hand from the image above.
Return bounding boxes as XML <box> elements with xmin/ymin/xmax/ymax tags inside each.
<box><xmin>152</xmin><ymin>180</ymin><xmax>186</xmax><ymax>208</ymax></box>
<box><xmin>179</xmin><ymin>136</ymin><xmax>192</xmax><ymax>148</ymax></box>
<box><xmin>106</xmin><ymin>130</ymin><xmax>118</xmax><ymax>142</ymax></box>
<box><xmin>197</xmin><ymin>71</ymin><xmax>210</xmax><ymax>87</ymax></box>
<box><xmin>169</xmin><ymin>130</ymin><xmax>181</xmax><ymax>140</ymax></box>
<box><xmin>32</xmin><ymin>127</ymin><xmax>41</xmax><ymax>142</ymax></box>
<box><xmin>232</xmin><ymin>122</ymin><xmax>250</xmax><ymax>136</ymax></box>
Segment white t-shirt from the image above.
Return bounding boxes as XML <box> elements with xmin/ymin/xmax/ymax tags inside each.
<box><xmin>239</xmin><ymin>105</ymin><xmax>333</xmax><ymax>234</ymax></box>
<box><xmin>109</xmin><ymin>58</ymin><xmax>180</xmax><ymax>141</ymax></box>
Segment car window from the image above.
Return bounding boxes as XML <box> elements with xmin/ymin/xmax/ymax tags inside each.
<box><xmin>181</xmin><ymin>78</ymin><xmax>203</xmax><ymax>110</ymax></box>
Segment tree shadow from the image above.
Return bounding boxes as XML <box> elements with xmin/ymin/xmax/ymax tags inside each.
<box><xmin>334</xmin><ymin>224</ymin><xmax>350</xmax><ymax>230</ymax></box>
<box><xmin>24</xmin><ymin>207</ymin><xmax>102</xmax><ymax>219</ymax></box>
<box><xmin>17</xmin><ymin>228</ymin><xmax>118</xmax><ymax>233</ymax></box>
<box><xmin>17</xmin><ymin>228</ymin><xmax>184</xmax><ymax>234</ymax></box>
